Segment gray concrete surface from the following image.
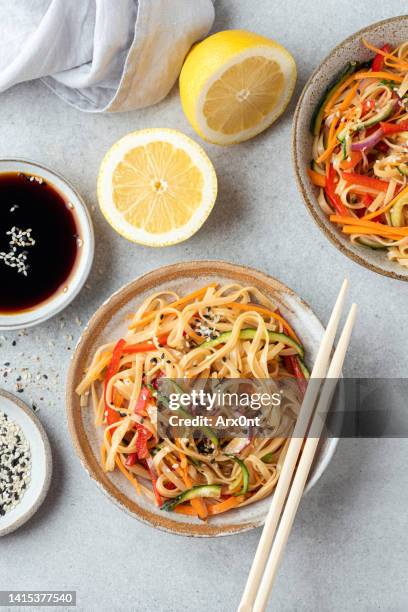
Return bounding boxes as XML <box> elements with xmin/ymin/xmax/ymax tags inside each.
<box><xmin>1</xmin><ymin>1</ymin><xmax>408</xmax><ymax>610</ymax></box>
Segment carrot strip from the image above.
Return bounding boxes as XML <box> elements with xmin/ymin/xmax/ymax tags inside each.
<box><xmin>328</xmin><ymin>113</ymin><xmax>339</xmax><ymax>141</ymax></box>
<box><xmin>316</xmin><ymin>126</ymin><xmax>344</xmax><ymax>164</ymax></box>
<box><xmin>307</xmin><ymin>168</ymin><xmax>326</xmax><ymax>187</ymax></box>
<box><xmin>174</xmin><ymin>504</ymin><xmax>198</xmax><ymax>516</ymax></box>
<box><xmin>330</xmin><ymin>215</ymin><xmax>408</xmax><ymax>234</ymax></box>
<box><xmin>355</xmin><ymin>71</ymin><xmax>404</xmax><ymax>83</ymax></box>
<box><xmin>115</xmin><ymin>456</ymin><xmax>142</xmax><ymax>495</ymax></box>
<box><xmin>340</xmin><ymin>151</ymin><xmax>362</xmax><ymax>171</ymax></box>
<box><xmin>128</xmin><ymin>284</ymin><xmax>217</xmax><ymax>330</ymax></box>
<box><xmin>207</xmin><ymin>496</ymin><xmax>243</xmax><ymax>515</ymax></box>
<box><xmin>341</xmin><ymin>226</ymin><xmax>401</xmax><ymax>240</ymax></box>
<box><xmin>112</xmin><ymin>390</ymin><xmax>124</xmax><ymax>409</ymax></box>
<box><xmin>224</xmin><ymin>302</ymin><xmax>301</xmax><ymax>344</ymax></box>
<box><xmin>187</xmin><ymin>328</ymin><xmax>203</xmax><ymax>344</ymax></box>
<box><xmin>339</xmin><ymin>81</ymin><xmax>360</xmax><ymax>112</ymax></box>
<box><xmin>324</xmin><ymin>73</ymin><xmax>360</xmax><ymax>115</ymax></box>
<box><xmin>175</xmin><ymin>440</ymin><xmax>208</xmax><ymax>520</ymax></box>
<box><xmin>331</xmin><ymin>221</ymin><xmax>408</xmax><ymax>239</ymax></box>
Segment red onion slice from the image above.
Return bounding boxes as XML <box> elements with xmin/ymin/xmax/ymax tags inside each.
<box><xmin>351</xmin><ymin>127</ymin><xmax>384</xmax><ymax>152</ymax></box>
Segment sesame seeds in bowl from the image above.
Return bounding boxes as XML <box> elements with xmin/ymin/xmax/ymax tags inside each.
<box><xmin>0</xmin><ymin>159</ymin><xmax>94</xmax><ymax>330</ymax></box>
<box><xmin>0</xmin><ymin>389</ymin><xmax>52</xmax><ymax>536</ymax></box>
<box><xmin>0</xmin><ymin>409</ymin><xmax>31</xmax><ymax>516</ymax></box>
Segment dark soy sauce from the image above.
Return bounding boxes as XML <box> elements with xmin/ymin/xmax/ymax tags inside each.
<box><xmin>0</xmin><ymin>172</ymin><xmax>79</xmax><ymax>313</ymax></box>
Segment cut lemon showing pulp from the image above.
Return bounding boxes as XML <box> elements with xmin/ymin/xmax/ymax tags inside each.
<box><xmin>97</xmin><ymin>129</ymin><xmax>218</xmax><ymax>246</ymax></box>
<box><xmin>180</xmin><ymin>30</ymin><xmax>297</xmax><ymax>145</ymax></box>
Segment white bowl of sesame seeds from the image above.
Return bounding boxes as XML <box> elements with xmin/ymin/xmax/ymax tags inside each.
<box><xmin>0</xmin><ymin>389</ymin><xmax>52</xmax><ymax>536</ymax></box>
<box><xmin>0</xmin><ymin>159</ymin><xmax>94</xmax><ymax>330</ymax></box>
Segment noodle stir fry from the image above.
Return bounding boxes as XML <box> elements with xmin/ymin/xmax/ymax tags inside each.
<box><xmin>309</xmin><ymin>39</ymin><xmax>408</xmax><ymax>267</ymax></box>
<box><xmin>76</xmin><ymin>283</ymin><xmax>309</xmax><ymax>520</ymax></box>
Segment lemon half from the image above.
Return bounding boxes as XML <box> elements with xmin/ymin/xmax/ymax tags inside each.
<box><xmin>180</xmin><ymin>30</ymin><xmax>297</xmax><ymax>145</ymax></box>
<box><xmin>97</xmin><ymin>129</ymin><xmax>218</xmax><ymax>246</ymax></box>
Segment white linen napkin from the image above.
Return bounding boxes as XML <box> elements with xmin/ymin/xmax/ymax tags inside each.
<box><xmin>0</xmin><ymin>0</ymin><xmax>215</xmax><ymax>112</ymax></box>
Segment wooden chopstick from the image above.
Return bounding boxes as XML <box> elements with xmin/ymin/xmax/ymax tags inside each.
<box><xmin>252</xmin><ymin>303</ymin><xmax>358</xmax><ymax>612</ymax></box>
<box><xmin>238</xmin><ymin>279</ymin><xmax>349</xmax><ymax>612</ymax></box>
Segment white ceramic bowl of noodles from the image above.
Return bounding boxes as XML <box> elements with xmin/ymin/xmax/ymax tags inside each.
<box><xmin>293</xmin><ymin>15</ymin><xmax>408</xmax><ymax>281</ymax></box>
<box><xmin>66</xmin><ymin>261</ymin><xmax>340</xmax><ymax>537</ymax></box>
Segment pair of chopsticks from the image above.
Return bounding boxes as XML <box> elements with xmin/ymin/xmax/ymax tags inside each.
<box><xmin>239</xmin><ymin>279</ymin><xmax>357</xmax><ymax>612</ymax></box>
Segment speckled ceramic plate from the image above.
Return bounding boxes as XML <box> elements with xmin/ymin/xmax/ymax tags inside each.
<box><xmin>66</xmin><ymin>261</ymin><xmax>338</xmax><ymax>537</ymax></box>
<box><xmin>293</xmin><ymin>15</ymin><xmax>408</xmax><ymax>281</ymax></box>
<box><xmin>0</xmin><ymin>390</ymin><xmax>52</xmax><ymax>536</ymax></box>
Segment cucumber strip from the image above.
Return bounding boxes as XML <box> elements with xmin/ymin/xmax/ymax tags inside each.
<box><xmin>390</xmin><ymin>193</ymin><xmax>408</xmax><ymax>227</ymax></box>
<box><xmin>337</xmin><ymin>126</ymin><xmax>348</xmax><ymax>143</ymax></box>
<box><xmin>179</xmin><ymin>405</ymin><xmax>219</xmax><ymax>448</ymax></box>
<box><xmin>356</xmin><ymin>237</ymin><xmax>387</xmax><ymax>250</ymax></box>
<box><xmin>226</xmin><ymin>454</ymin><xmax>249</xmax><ymax>495</ymax></box>
<box><xmin>342</xmin><ymin>137</ymin><xmax>348</xmax><ymax>160</ymax></box>
<box><xmin>261</xmin><ymin>452</ymin><xmax>275</xmax><ymax>463</ymax></box>
<box><xmin>355</xmin><ymin>100</ymin><xmax>395</xmax><ymax>130</ymax></box>
<box><xmin>296</xmin><ymin>357</ymin><xmax>310</xmax><ymax>379</ymax></box>
<box><xmin>161</xmin><ymin>484</ymin><xmax>221</xmax><ymax>511</ymax></box>
<box><xmin>201</xmin><ymin>328</ymin><xmax>304</xmax><ymax>358</ymax></box>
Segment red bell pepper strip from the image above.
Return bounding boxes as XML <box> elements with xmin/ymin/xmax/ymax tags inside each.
<box><xmin>164</xmin><ymin>482</ymin><xmax>176</xmax><ymax>490</ymax></box>
<box><xmin>325</xmin><ymin>165</ymin><xmax>349</xmax><ymax>216</ymax></box>
<box><xmin>361</xmin><ymin>99</ymin><xmax>375</xmax><ymax>116</ymax></box>
<box><xmin>123</xmin><ymin>334</ymin><xmax>169</xmax><ymax>354</ymax></box>
<box><xmin>104</xmin><ymin>338</ymin><xmax>126</xmax><ymax>428</ymax></box>
<box><xmin>135</xmin><ymin>425</ymin><xmax>151</xmax><ymax>460</ymax></box>
<box><xmin>125</xmin><ymin>453</ymin><xmax>137</xmax><ymax>467</ymax></box>
<box><xmin>380</xmin><ymin>120</ymin><xmax>408</xmax><ymax>135</ymax></box>
<box><xmin>372</xmin><ymin>44</ymin><xmax>392</xmax><ymax>71</ymax></box>
<box><xmin>284</xmin><ymin>355</ymin><xmax>308</xmax><ymax>396</ymax></box>
<box><xmin>146</xmin><ymin>454</ymin><xmax>162</xmax><ymax>506</ymax></box>
<box><xmin>126</xmin><ymin>410</ymin><xmax>152</xmax><ymax>467</ymax></box>
<box><xmin>134</xmin><ymin>387</ymin><xmax>151</xmax><ymax>416</ymax></box>
<box><xmin>342</xmin><ymin>172</ymin><xmax>389</xmax><ymax>192</ymax></box>
<box><xmin>360</xmin><ymin>193</ymin><xmax>374</xmax><ymax>214</ymax></box>
<box><xmin>125</xmin><ymin>412</ymin><xmax>152</xmax><ymax>467</ymax></box>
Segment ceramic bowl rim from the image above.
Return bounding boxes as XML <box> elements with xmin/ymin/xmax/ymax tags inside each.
<box><xmin>66</xmin><ymin>260</ymin><xmax>339</xmax><ymax>537</ymax></box>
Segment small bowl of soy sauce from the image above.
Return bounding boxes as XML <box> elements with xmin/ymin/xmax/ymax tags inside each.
<box><xmin>0</xmin><ymin>160</ymin><xmax>94</xmax><ymax>329</ymax></box>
